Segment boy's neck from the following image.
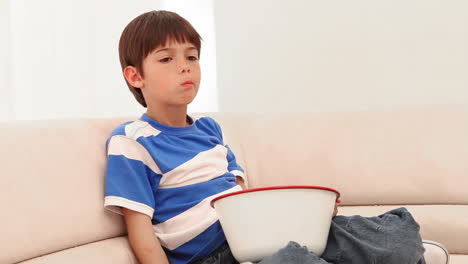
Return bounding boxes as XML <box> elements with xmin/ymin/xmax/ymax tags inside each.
<box><xmin>145</xmin><ymin>106</ymin><xmax>190</xmax><ymax>127</ymax></box>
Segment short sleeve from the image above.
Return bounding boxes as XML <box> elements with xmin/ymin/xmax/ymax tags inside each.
<box><xmin>104</xmin><ymin>135</ymin><xmax>162</xmax><ymax>218</ymax></box>
<box><xmin>225</xmin><ymin>144</ymin><xmax>246</xmax><ymax>180</ymax></box>
<box><xmin>210</xmin><ymin>118</ymin><xmax>247</xmax><ymax>184</ymax></box>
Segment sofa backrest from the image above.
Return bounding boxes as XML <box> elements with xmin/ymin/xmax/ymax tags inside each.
<box><xmin>0</xmin><ymin>118</ymin><xmax>131</xmax><ymax>263</ymax></box>
<box><xmin>212</xmin><ymin>105</ymin><xmax>468</xmax><ymax>206</ymax></box>
<box><xmin>1</xmin><ymin>104</ymin><xmax>467</xmax><ymax>263</ymax></box>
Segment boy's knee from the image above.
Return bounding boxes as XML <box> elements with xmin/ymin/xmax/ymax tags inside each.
<box><xmin>324</xmin><ymin>208</ymin><xmax>425</xmax><ymax>264</ymax></box>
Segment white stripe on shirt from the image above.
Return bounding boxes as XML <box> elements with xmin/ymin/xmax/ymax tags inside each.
<box><xmin>125</xmin><ymin>120</ymin><xmax>161</xmax><ymax>140</ymax></box>
<box><xmin>153</xmin><ymin>185</ymin><xmax>242</xmax><ymax>250</ymax></box>
<box><xmin>108</xmin><ymin>135</ymin><xmax>162</xmax><ymax>175</ymax></box>
<box><xmin>159</xmin><ymin>145</ymin><xmax>229</xmax><ymax>189</ymax></box>
<box><xmin>104</xmin><ymin>196</ymin><xmax>155</xmax><ymax>217</ymax></box>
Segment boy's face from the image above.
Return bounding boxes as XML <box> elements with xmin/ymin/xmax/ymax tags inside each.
<box><xmin>132</xmin><ymin>41</ymin><xmax>201</xmax><ymax>109</ymax></box>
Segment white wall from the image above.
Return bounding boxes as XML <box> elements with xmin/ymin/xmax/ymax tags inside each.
<box><xmin>7</xmin><ymin>0</ymin><xmax>158</xmax><ymax>120</ymax></box>
<box><xmin>214</xmin><ymin>0</ymin><xmax>468</xmax><ymax>113</ymax></box>
<box><xmin>1</xmin><ymin>0</ymin><xmax>216</xmax><ymax>121</ymax></box>
<box><xmin>0</xmin><ymin>0</ymin><xmax>12</xmax><ymax>120</ymax></box>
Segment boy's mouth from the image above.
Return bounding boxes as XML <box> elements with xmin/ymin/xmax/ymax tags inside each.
<box><xmin>181</xmin><ymin>81</ymin><xmax>194</xmax><ymax>87</ymax></box>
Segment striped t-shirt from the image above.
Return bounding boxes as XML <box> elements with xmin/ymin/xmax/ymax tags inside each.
<box><xmin>104</xmin><ymin>114</ymin><xmax>245</xmax><ymax>264</ymax></box>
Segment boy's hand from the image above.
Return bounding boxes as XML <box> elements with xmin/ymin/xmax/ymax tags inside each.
<box><xmin>333</xmin><ymin>203</ymin><xmax>339</xmax><ymax>217</ymax></box>
<box><xmin>236</xmin><ymin>176</ymin><xmax>247</xmax><ymax>190</ymax></box>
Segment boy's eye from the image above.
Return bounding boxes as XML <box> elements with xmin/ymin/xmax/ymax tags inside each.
<box><xmin>188</xmin><ymin>56</ymin><xmax>198</xmax><ymax>61</ymax></box>
<box><xmin>159</xmin><ymin>57</ymin><xmax>172</xmax><ymax>63</ymax></box>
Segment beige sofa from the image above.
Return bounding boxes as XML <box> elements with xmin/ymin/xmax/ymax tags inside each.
<box><xmin>1</xmin><ymin>104</ymin><xmax>466</xmax><ymax>264</ymax></box>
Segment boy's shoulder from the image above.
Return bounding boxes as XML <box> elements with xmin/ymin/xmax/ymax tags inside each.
<box><xmin>192</xmin><ymin>115</ymin><xmax>218</xmax><ymax>126</ymax></box>
<box><xmin>192</xmin><ymin>115</ymin><xmax>222</xmax><ymax>132</ymax></box>
<box><xmin>109</xmin><ymin>121</ymin><xmax>133</xmax><ymax>137</ymax></box>
<box><xmin>108</xmin><ymin>119</ymin><xmax>161</xmax><ymax>141</ymax></box>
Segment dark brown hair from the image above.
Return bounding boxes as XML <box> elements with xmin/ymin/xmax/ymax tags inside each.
<box><xmin>119</xmin><ymin>10</ymin><xmax>202</xmax><ymax>107</ymax></box>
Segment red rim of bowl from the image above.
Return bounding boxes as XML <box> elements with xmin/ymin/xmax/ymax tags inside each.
<box><xmin>211</xmin><ymin>185</ymin><xmax>341</xmax><ymax>208</ymax></box>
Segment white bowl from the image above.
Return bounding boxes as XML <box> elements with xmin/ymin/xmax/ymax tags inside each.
<box><xmin>211</xmin><ymin>185</ymin><xmax>340</xmax><ymax>263</ymax></box>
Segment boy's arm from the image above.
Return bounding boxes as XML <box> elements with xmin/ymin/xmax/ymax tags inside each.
<box><xmin>236</xmin><ymin>176</ymin><xmax>247</xmax><ymax>190</ymax></box>
<box><xmin>123</xmin><ymin>208</ymin><xmax>170</xmax><ymax>264</ymax></box>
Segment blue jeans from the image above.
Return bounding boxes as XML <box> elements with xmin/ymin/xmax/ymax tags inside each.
<box><xmin>192</xmin><ymin>207</ymin><xmax>425</xmax><ymax>264</ymax></box>
<box><xmin>190</xmin><ymin>242</ymin><xmax>238</xmax><ymax>264</ymax></box>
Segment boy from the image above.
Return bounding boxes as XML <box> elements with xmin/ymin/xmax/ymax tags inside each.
<box><xmin>104</xmin><ymin>10</ymin><xmax>246</xmax><ymax>264</ymax></box>
<box><xmin>105</xmin><ymin>10</ymin><xmax>431</xmax><ymax>264</ymax></box>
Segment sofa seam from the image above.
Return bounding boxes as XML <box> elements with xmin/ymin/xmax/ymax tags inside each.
<box><xmin>13</xmin><ymin>235</ymin><xmax>129</xmax><ymax>264</ymax></box>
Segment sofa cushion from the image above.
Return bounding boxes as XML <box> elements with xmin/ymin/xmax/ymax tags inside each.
<box><xmin>450</xmin><ymin>255</ymin><xmax>468</xmax><ymax>264</ymax></box>
<box><xmin>0</xmin><ymin>119</ymin><xmax>130</xmax><ymax>263</ymax></box>
<box><xmin>17</xmin><ymin>236</ymin><xmax>137</xmax><ymax>264</ymax></box>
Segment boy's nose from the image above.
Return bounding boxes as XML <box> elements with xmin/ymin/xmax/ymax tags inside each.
<box><xmin>178</xmin><ymin>62</ymin><xmax>191</xmax><ymax>73</ymax></box>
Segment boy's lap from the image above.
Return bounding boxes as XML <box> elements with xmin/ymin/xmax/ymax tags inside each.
<box><xmin>196</xmin><ymin>208</ymin><xmax>425</xmax><ymax>264</ymax></box>
<box><xmin>322</xmin><ymin>207</ymin><xmax>425</xmax><ymax>264</ymax></box>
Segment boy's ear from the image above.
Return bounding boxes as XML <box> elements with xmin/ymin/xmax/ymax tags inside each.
<box><xmin>123</xmin><ymin>66</ymin><xmax>144</xmax><ymax>88</ymax></box>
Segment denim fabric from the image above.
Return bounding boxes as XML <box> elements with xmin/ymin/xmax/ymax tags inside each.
<box><xmin>193</xmin><ymin>207</ymin><xmax>425</xmax><ymax>264</ymax></box>
<box><xmin>321</xmin><ymin>207</ymin><xmax>425</xmax><ymax>264</ymax></box>
<box><xmin>258</xmin><ymin>241</ymin><xmax>329</xmax><ymax>264</ymax></box>
<box><xmin>190</xmin><ymin>242</ymin><xmax>238</xmax><ymax>264</ymax></box>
